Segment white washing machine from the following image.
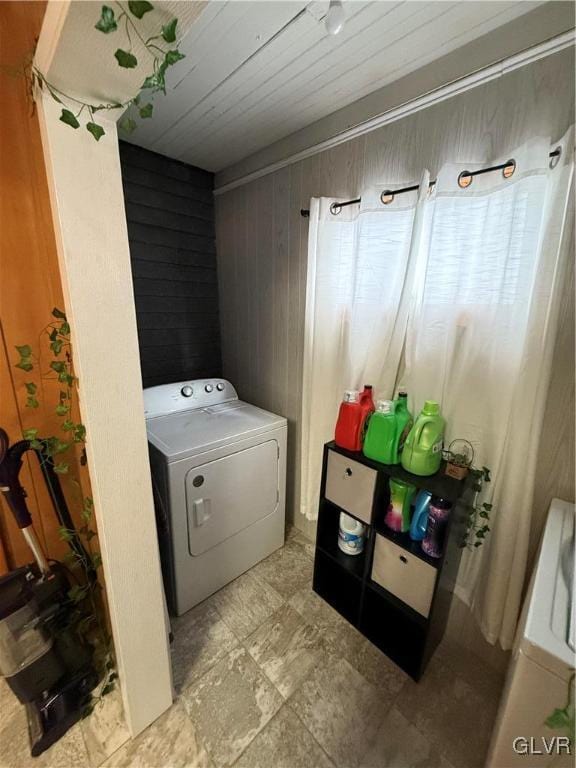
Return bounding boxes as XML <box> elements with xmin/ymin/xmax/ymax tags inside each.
<box><xmin>144</xmin><ymin>379</ymin><xmax>286</xmax><ymax>616</ymax></box>
<box><xmin>486</xmin><ymin>498</ymin><xmax>574</xmax><ymax>767</ymax></box>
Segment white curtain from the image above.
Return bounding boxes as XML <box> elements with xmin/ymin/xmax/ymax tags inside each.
<box><xmin>300</xmin><ymin>180</ymin><xmax>429</xmax><ymax>521</ymax></box>
<box><xmin>301</xmin><ymin>130</ymin><xmax>573</xmax><ymax>648</ymax></box>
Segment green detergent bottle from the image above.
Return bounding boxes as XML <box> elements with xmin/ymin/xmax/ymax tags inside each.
<box><xmin>363</xmin><ymin>400</ymin><xmax>397</xmax><ymax>464</ymax></box>
<box><xmin>401</xmin><ymin>400</ymin><xmax>445</xmax><ymax>476</ymax></box>
<box><xmin>393</xmin><ymin>390</ymin><xmax>413</xmax><ymax>462</ymax></box>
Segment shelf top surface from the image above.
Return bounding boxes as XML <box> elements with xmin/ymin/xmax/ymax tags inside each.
<box><xmin>325</xmin><ymin>441</ymin><xmax>467</xmax><ymax>503</ymax></box>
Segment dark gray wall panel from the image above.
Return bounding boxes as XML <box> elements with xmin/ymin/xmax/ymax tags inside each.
<box><xmin>119</xmin><ymin>142</ymin><xmax>221</xmax><ymax>388</ymax></box>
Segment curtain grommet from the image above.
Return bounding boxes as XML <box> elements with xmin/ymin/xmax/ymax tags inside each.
<box><xmin>330</xmin><ymin>202</ymin><xmax>342</xmax><ymax>215</ymax></box>
<box><xmin>502</xmin><ymin>159</ymin><xmax>516</xmax><ymax>179</ymax></box>
<box><xmin>380</xmin><ymin>190</ymin><xmax>394</xmax><ymax>205</ymax></box>
<box><xmin>549</xmin><ymin>147</ymin><xmax>561</xmax><ymax>169</ymax></box>
<box><xmin>458</xmin><ymin>171</ymin><xmax>473</xmax><ymax>189</ymax></box>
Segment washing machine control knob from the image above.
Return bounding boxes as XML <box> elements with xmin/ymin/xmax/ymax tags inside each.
<box><xmin>216</xmin><ymin>383</ymin><xmax>225</xmax><ymax>391</ymax></box>
<box><xmin>205</xmin><ymin>383</ymin><xmax>214</xmax><ymax>393</ymax></box>
<box><xmin>181</xmin><ymin>385</ymin><xmax>193</xmax><ymax>397</ymax></box>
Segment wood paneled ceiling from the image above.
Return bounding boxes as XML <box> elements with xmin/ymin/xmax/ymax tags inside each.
<box><xmin>124</xmin><ymin>0</ymin><xmax>544</xmax><ymax>171</ymax></box>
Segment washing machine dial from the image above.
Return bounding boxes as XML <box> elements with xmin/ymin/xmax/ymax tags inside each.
<box><xmin>181</xmin><ymin>385</ymin><xmax>193</xmax><ymax>397</ymax></box>
<box><xmin>205</xmin><ymin>383</ymin><xmax>214</xmax><ymax>393</ymax></box>
<box><xmin>216</xmin><ymin>382</ymin><xmax>225</xmax><ymax>391</ymax></box>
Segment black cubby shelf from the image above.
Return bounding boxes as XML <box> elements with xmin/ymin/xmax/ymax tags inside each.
<box><xmin>313</xmin><ymin>441</ymin><xmax>470</xmax><ymax>682</ymax></box>
<box><xmin>374</xmin><ymin>521</ymin><xmax>440</xmax><ymax>570</ymax></box>
<box><xmin>327</xmin><ymin>441</ymin><xmax>465</xmax><ymax>503</ymax></box>
<box><xmin>316</xmin><ymin>499</ymin><xmax>367</xmax><ymax>580</ymax></box>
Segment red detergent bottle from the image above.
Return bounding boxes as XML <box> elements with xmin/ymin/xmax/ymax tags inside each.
<box><xmin>335</xmin><ymin>385</ymin><xmax>375</xmax><ymax>452</ymax></box>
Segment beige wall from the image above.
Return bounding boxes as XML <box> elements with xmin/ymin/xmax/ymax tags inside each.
<box><xmin>214</xmin><ymin>47</ymin><xmax>575</xmax><ymax>542</ymax></box>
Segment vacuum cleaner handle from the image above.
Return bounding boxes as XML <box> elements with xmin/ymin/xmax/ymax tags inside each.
<box><xmin>0</xmin><ymin>430</ymin><xmax>33</xmax><ymax>529</ymax></box>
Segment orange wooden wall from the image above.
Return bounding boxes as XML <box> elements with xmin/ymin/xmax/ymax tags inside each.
<box><xmin>0</xmin><ymin>2</ymin><xmax>90</xmax><ymax>573</ymax></box>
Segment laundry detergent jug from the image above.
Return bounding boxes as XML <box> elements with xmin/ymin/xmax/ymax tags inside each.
<box><xmin>363</xmin><ymin>400</ymin><xmax>397</xmax><ymax>463</ymax></box>
<box><xmin>334</xmin><ymin>385</ymin><xmax>374</xmax><ymax>452</ymax></box>
<box><xmin>409</xmin><ymin>490</ymin><xmax>432</xmax><ymax>541</ymax></box>
<box><xmin>384</xmin><ymin>478</ymin><xmax>416</xmax><ymax>533</ymax></box>
<box><xmin>401</xmin><ymin>400</ymin><xmax>445</xmax><ymax>476</ymax></box>
<box><xmin>393</xmin><ymin>390</ymin><xmax>413</xmax><ymax>461</ymax></box>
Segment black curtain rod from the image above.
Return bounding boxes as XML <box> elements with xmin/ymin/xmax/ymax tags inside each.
<box><xmin>300</xmin><ymin>148</ymin><xmax>561</xmax><ymax>218</ymax></box>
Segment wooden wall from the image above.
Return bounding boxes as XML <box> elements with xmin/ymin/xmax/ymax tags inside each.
<box><xmin>214</xmin><ymin>47</ymin><xmax>575</xmax><ymax>538</ymax></box>
<box><xmin>119</xmin><ymin>142</ymin><xmax>222</xmax><ymax>387</ymax></box>
<box><xmin>0</xmin><ymin>2</ymin><xmax>89</xmax><ymax>571</ymax></box>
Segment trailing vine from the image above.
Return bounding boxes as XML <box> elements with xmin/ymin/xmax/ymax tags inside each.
<box><xmin>23</xmin><ymin>1</ymin><xmax>185</xmax><ymax>141</ymax></box>
<box><xmin>15</xmin><ymin>308</ymin><xmax>115</xmax><ymax>713</ymax></box>
<box><xmin>461</xmin><ymin>465</ymin><xmax>492</xmax><ymax>549</ymax></box>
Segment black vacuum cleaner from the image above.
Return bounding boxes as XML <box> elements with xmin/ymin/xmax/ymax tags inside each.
<box><xmin>0</xmin><ymin>428</ymin><xmax>99</xmax><ymax>756</ymax></box>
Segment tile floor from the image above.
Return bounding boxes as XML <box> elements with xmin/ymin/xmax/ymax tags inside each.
<box><xmin>0</xmin><ymin>530</ymin><xmax>504</xmax><ymax>768</ymax></box>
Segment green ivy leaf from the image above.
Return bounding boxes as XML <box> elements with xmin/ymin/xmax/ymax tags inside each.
<box><xmin>25</xmin><ymin>382</ymin><xmax>37</xmax><ymax>395</ymax></box>
<box><xmin>50</xmin><ymin>339</ymin><xmax>63</xmax><ymax>355</ymax></box>
<box><xmin>86</xmin><ymin>122</ymin><xmax>106</xmax><ymax>142</ymax></box>
<box><xmin>95</xmin><ymin>5</ymin><xmax>118</xmax><ymax>33</ymax></box>
<box><xmin>58</xmin><ymin>372</ymin><xmax>75</xmax><ymax>386</ymax></box>
<box><xmin>55</xmin><ymin>403</ymin><xmax>69</xmax><ymax>416</ymax></box>
<box><xmin>101</xmin><ymin>682</ymin><xmax>115</xmax><ymax>696</ymax></box>
<box><xmin>16</xmin><ymin>345</ymin><xmax>32</xmax><ymax>357</ymax></box>
<box><xmin>115</xmin><ymin>49</ymin><xmax>138</xmax><ymax>69</ymax></box>
<box><xmin>59</xmin><ymin>108</ymin><xmax>80</xmax><ymax>129</ymax></box>
<box><xmin>164</xmin><ymin>49</ymin><xmax>185</xmax><ymax>67</ymax></box>
<box><xmin>119</xmin><ymin>116</ymin><xmax>137</xmax><ymax>135</ymax></box>
<box><xmin>50</xmin><ymin>361</ymin><xmax>66</xmax><ymax>373</ymax></box>
<box><xmin>139</xmin><ymin>102</ymin><xmax>153</xmax><ymax>119</ymax></box>
<box><xmin>60</xmin><ymin>321</ymin><xmax>70</xmax><ymax>335</ymax></box>
<box><xmin>545</xmin><ymin>708</ymin><xmax>571</xmax><ymax>730</ymax></box>
<box><xmin>52</xmin><ymin>307</ymin><xmax>66</xmax><ymax>319</ymax></box>
<box><xmin>482</xmin><ymin>502</ymin><xmax>493</xmax><ymax>511</ymax></box>
<box><xmin>26</xmin><ymin>396</ymin><xmax>39</xmax><ymax>409</ymax></box>
<box><xmin>74</xmin><ymin>424</ymin><xmax>87</xmax><ymax>443</ymax></box>
<box><xmin>54</xmin><ymin>461</ymin><xmax>69</xmax><ymax>474</ymax></box>
<box><xmin>91</xmin><ymin>552</ymin><xmax>102</xmax><ymax>569</ymax></box>
<box><xmin>29</xmin><ymin>439</ymin><xmax>43</xmax><ymax>450</ymax></box>
<box><xmin>128</xmin><ymin>1</ymin><xmax>153</xmax><ymax>19</ymax></box>
<box><xmin>59</xmin><ymin>526</ymin><xmax>75</xmax><ymax>542</ymax></box>
<box><xmin>161</xmin><ymin>17</ymin><xmax>177</xmax><ymax>43</ymax></box>
<box><xmin>23</xmin><ymin>428</ymin><xmax>38</xmax><ymax>441</ymax></box>
<box><xmin>16</xmin><ymin>360</ymin><xmax>33</xmax><ymax>371</ymax></box>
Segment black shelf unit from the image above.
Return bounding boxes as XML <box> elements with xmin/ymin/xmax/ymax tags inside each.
<box><xmin>313</xmin><ymin>441</ymin><xmax>470</xmax><ymax>681</ymax></box>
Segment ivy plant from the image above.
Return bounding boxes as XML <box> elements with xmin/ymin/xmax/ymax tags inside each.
<box><xmin>15</xmin><ymin>308</ymin><xmax>116</xmax><ymax>712</ymax></box>
<box><xmin>461</xmin><ymin>465</ymin><xmax>493</xmax><ymax>549</ymax></box>
<box><xmin>545</xmin><ymin>672</ymin><xmax>575</xmax><ymax>749</ymax></box>
<box><xmin>23</xmin><ymin>2</ymin><xmax>185</xmax><ymax>141</ymax></box>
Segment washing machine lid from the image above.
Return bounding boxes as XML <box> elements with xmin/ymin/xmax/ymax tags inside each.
<box><xmin>521</xmin><ymin>498</ymin><xmax>574</xmax><ymax>677</ymax></box>
<box><xmin>146</xmin><ymin>400</ymin><xmax>286</xmax><ymax>461</ymax></box>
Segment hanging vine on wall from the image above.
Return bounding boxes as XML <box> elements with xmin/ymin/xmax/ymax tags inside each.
<box><xmin>23</xmin><ymin>1</ymin><xmax>185</xmax><ymax>141</ymax></box>
<box><xmin>15</xmin><ymin>308</ymin><xmax>116</xmax><ymax>713</ymax></box>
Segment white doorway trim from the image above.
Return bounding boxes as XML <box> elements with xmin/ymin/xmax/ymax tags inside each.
<box><xmin>33</xmin><ymin>1</ymin><xmax>191</xmax><ymax>736</ymax></box>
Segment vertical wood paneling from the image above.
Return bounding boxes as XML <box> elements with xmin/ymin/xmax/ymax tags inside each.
<box><xmin>0</xmin><ymin>1</ymin><xmax>92</xmax><ymax>571</ymax></box>
<box><xmin>215</xmin><ymin>48</ymin><xmax>575</xmax><ymax>533</ymax></box>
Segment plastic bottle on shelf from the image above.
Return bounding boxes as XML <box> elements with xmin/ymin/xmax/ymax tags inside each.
<box><xmin>401</xmin><ymin>400</ymin><xmax>445</xmax><ymax>476</ymax></box>
<box><xmin>384</xmin><ymin>477</ymin><xmax>416</xmax><ymax>533</ymax></box>
<box><xmin>334</xmin><ymin>385</ymin><xmax>374</xmax><ymax>452</ymax></box>
<box><xmin>409</xmin><ymin>490</ymin><xmax>432</xmax><ymax>541</ymax></box>
<box><xmin>338</xmin><ymin>512</ymin><xmax>366</xmax><ymax>555</ymax></box>
<box><xmin>363</xmin><ymin>399</ymin><xmax>397</xmax><ymax>463</ymax></box>
<box><xmin>421</xmin><ymin>497</ymin><xmax>453</xmax><ymax>558</ymax></box>
<box><xmin>393</xmin><ymin>390</ymin><xmax>413</xmax><ymax>460</ymax></box>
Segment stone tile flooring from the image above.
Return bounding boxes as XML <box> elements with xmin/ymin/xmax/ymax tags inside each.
<box><xmin>0</xmin><ymin>531</ymin><xmax>504</xmax><ymax>768</ymax></box>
